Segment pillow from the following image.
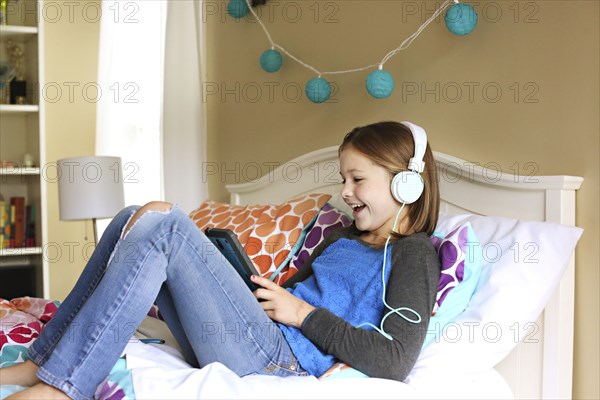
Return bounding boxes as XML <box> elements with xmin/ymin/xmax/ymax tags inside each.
<box><xmin>409</xmin><ymin>212</ymin><xmax>583</xmax><ymax>379</ymax></box>
<box><xmin>424</xmin><ymin>222</ymin><xmax>481</xmax><ymax>348</ymax></box>
<box><xmin>189</xmin><ymin>201</ymin><xmax>273</xmax><ymax>246</ymax></box>
<box><xmin>285</xmin><ymin>203</ymin><xmax>353</xmax><ymax>283</ymax></box>
<box><xmin>188</xmin><ymin>194</ymin><xmax>331</xmax><ymax>282</ymax></box>
<box><xmin>243</xmin><ymin>194</ymin><xmax>331</xmax><ymax>283</ymax></box>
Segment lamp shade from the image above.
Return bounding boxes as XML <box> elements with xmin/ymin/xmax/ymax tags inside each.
<box><xmin>57</xmin><ymin>156</ymin><xmax>125</xmax><ymax>221</ymax></box>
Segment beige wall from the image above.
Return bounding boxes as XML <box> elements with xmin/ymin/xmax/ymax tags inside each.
<box><xmin>206</xmin><ymin>1</ymin><xmax>598</xmax><ymax>398</ymax></box>
<box><xmin>43</xmin><ymin>1</ymin><xmax>100</xmax><ymax>300</ymax></box>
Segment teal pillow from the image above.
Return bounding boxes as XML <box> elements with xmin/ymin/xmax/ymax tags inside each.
<box><xmin>0</xmin><ymin>385</ymin><xmax>27</xmax><ymax>398</ymax></box>
<box><xmin>321</xmin><ymin>367</ymin><xmax>368</xmax><ymax>380</ymax></box>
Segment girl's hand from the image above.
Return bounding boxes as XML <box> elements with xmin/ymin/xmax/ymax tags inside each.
<box><xmin>251</xmin><ymin>275</ymin><xmax>315</xmax><ymax>328</ymax></box>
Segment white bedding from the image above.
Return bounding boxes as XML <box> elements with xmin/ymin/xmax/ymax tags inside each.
<box><xmin>122</xmin><ymin>336</ymin><xmax>513</xmax><ymax>399</ymax></box>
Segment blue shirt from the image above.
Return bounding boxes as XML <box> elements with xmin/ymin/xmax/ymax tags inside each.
<box><xmin>278</xmin><ymin>238</ymin><xmax>392</xmax><ymax>376</ymax></box>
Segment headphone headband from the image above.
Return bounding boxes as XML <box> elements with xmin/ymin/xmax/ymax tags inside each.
<box><xmin>390</xmin><ymin>121</ymin><xmax>427</xmax><ymax>205</ymax></box>
<box><xmin>400</xmin><ymin>121</ymin><xmax>427</xmax><ymax>173</ymax></box>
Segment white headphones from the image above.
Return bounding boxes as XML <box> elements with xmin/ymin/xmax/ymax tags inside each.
<box><xmin>390</xmin><ymin>121</ymin><xmax>427</xmax><ymax>204</ymax></box>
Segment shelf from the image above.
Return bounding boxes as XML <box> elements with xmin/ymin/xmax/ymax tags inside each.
<box><xmin>0</xmin><ymin>247</ymin><xmax>42</xmax><ymax>257</ymax></box>
<box><xmin>0</xmin><ymin>104</ymin><xmax>39</xmax><ymax>113</ymax></box>
<box><xmin>0</xmin><ymin>25</ymin><xmax>38</xmax><ymax>41</ymax></box>
<box><xmin>0</xmin><ymin>1</ymin><xmax>47</xmax><ymax>298</ymax></box>
<box><xmin>0</xmin><ymin>167</ymin><xmax>40</xmax><ymax>175</ymax></box>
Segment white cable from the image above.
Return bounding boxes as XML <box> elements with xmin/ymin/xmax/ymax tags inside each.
<box><xmin>380</xmin><ymin>0</ymin><xmax>454</xmax><ymax>66</ymax></box>
<box><xmin>241</xmin><ymin>0</ymin><xmax>456</xmax><ymax>77</ymax></box>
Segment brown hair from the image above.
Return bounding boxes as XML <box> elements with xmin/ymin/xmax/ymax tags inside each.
<box><xmin>339</xmin><ymin>121</ymin><xmax>440</xmax><ymax>236</ymax></box>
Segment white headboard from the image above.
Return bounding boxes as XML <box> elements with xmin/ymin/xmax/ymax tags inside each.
<box><xmin>226</xmin><ymin>146</ymin><xmax>583</xmax><ymax>399</ymax></box>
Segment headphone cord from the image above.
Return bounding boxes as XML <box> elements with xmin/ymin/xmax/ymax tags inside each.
<box><xmin>356</xmin><ymin>203</ymin><xmax>422</xmax><ymax>340</ymax></box>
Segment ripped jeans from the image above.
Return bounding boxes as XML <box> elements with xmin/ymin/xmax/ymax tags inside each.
<box><xmin>27</xmin><ymin>205</ymin><xmax>307</xmax><ymax>400</ymax></box>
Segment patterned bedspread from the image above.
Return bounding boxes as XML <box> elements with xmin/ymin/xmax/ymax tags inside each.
<box><xmin>0</xmin><ymin>297</ymin><xmax>136</xmax><ymax>399</ymax></box>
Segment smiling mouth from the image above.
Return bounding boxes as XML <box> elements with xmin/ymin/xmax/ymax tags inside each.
<box><xmin>351</xmin><ymin>204</ymin><xmax>366</xmax><ymax>214</ymax></box>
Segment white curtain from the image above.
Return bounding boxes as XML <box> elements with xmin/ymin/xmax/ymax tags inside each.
<box><xmin>96</xmin><ymin>1</ymin><xmax>166</xmax><ymax>207</ymax></box>
<box><xmin>163</xmin><ymin>0</ymin><xmax>207</xmax><ymax>213</ymax></box>
<box><xmin>96</xmin><ymin>0</ymin><xmax>207</xmax><ymax>215</ymax></box>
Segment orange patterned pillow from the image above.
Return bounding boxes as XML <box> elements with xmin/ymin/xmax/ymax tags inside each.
<box><xmin>189</xmin><ymin>202</ymin><xmax>272</xmax><ymax>245</ymax></box>
<box><xmin>188</xmin><ymin>194</ymin><xmax>331</xmax><ymax>282</ymax></box>
<box><xmin>243</xmin><ymin>194</ymin><xmax>331</xmax><ymax>283</ymax></box>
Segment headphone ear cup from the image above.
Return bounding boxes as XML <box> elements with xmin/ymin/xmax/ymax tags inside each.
<box><xmin>391</xmin><ymin>171</ymin><xmax>424</xmax><ymax>204</ymax></box>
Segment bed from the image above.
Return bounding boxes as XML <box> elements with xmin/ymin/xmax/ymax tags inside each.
<box><xmin>0</xmin><ymin>147</ymin><xmax>583</xmax><ymax>399</ymax></box>
<box><xmin>224</xmin><ymin>145</ymin><xmax>584</xmax><ymax>399</ymax></box>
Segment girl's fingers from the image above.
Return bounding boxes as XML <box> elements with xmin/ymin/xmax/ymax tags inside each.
<box><xmin>253</xmin><ymin>287</ymin><xmax>282</xmax><ymax>302</ymax></box>
<box><xmin>250</xmin><ymin>275</ymin><xmax>280</xmax><ymax>290</ymax></box>
<box><xmin>253</xmin><ymin>288</ymin><xmax>271</xmax><ymax>301</ymax></box>
<box><xmin>258</xmin><ymin>300</ymin><xmax>275</xmax><ymax>312</ymax></box>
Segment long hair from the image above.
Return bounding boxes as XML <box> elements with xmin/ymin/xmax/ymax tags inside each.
<box><xmin>339</xmin><ymin>121</ymin><xmax>440</xmax><ymax>236</ymax></box>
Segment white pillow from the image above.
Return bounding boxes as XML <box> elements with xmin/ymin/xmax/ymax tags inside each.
<box><xmin>408</xmin><ymin>212</ymin><xmax>583</xmax><ymax>378</ymax></box>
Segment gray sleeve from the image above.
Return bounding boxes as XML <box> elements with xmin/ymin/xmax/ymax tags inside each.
<box><xmin>299</xmin><ymin>234</ymin><xmax>440</xmax><ymax>381</ymax></box>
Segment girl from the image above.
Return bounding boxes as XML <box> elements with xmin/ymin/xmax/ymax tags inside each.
<box><xmin>2</xmin><ymin>121</ymin><xmax>440</xmax><ymax>400</ymax></box>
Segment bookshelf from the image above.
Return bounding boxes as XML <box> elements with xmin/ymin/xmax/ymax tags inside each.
<box><xmin>0</xmin><ymin>0</ymin><xmax>47</xmax><ymax>299</ymax></box>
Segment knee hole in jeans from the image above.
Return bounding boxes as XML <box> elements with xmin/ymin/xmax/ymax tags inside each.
<box><xmin>121</xmin><ymin>201</ymin><xmax>173</xmax><ymax>239</ymax></box>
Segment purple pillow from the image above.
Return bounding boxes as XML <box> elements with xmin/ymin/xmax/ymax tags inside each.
<box><xmin>286</xmin><ymin>204</ymin><xmax>352</xmax><ymax>280</ymax></box>
<box><xmin>425</xmin><ymin>222</ymin><xmax>481</xmax><ymax>348</ymax></box>
<box><xmin>430</xmin><ymin>223</ymin><xmax>471</xmax><ymax>314</ymax></box>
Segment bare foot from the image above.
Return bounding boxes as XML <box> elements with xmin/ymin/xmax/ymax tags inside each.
<box><xmin>0</xmin><ymin>359</ymin><xmax>41</xmax><ymax>386</ymax></box>
<box><xmin>5</xmin><ymin>382</ymin><xmax>70</xmax><ymax>400</ymax></box>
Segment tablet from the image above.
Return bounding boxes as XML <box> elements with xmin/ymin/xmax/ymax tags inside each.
<box><xmin>205</xmin><ymin>228</ymin><xmax>259</xmax><ymax>292</ymax></box>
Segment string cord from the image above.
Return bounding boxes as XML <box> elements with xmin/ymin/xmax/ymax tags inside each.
<box><xmin>241</xmin><ymin>0</ymin><xmax>456</xmax><ymax>77</ymax></box>
<box><xmin>356</xmin><ymin>203</ymin><xmax>422</xmax><ymax>341</ymax></box>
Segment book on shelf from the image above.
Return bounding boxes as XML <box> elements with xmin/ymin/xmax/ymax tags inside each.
<box><xmin>0</xmin><ymin>196</ymin><xmax>36</xmax><ymax>250</ymax></box>
<box><xmin>26</xmin><ymin>204</ymin><xmax>36</xmax><ymax>247</ymax></box>
<box><xmin>11</xmin><ymin>197</ymin><xmax>25</xmax><ymax>248</ymax></box>
<box><xmin>0</xmin><ymin>202</ymin><xmax>13</xmax><ymax>250</ymax></box>
<box><xmin>0</xmin><ymin>199</ymin><xmax>6</xmax><ymax>249</ymax></box>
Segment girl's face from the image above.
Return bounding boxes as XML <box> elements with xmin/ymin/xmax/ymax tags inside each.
<box><xmin>340</xmin><ymin>147</ymin><xmax>403</xmax><ymax>239</ymax></box>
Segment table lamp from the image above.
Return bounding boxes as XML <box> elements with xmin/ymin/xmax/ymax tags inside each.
<box><xmin>57</xmin><ymin>156</ymin><xmax>125</xmax><ymax>244</ymax></box>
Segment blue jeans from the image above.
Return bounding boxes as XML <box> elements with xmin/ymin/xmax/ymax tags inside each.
<box><xmin>27</xmin><ymin>205</ymin><xmax>307</xmax><ymax>400</ymax></box>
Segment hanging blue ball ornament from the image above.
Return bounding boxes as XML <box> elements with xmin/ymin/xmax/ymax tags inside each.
<box><xmin>260</xmin><ymin>49</ymin><xmax>283</xmax><ymax>73</ymax></box>
<box><xmin>445</xmin><ymin>3</ymin><xmax>478</xmax><ymax>36</ymax></box>
<box><xmin>227</xmin><ymin>0</ymin><xmax>249</xmax><ymax>19</ymax></box>
<box><xmin>366</xmin><ymin>69</ymin><xmax>394</xmax><ymax>99</ymax></box>
<box><xmin>305</xmin><ymin>77</ymin><xmax>331</xmax><ymax>103</ymax></box>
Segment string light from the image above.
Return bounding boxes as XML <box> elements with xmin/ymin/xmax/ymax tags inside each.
<box><xmin>228</xmin><ymin>0</ymin><xmax>477</xmax><ymax>102</ymax></box>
